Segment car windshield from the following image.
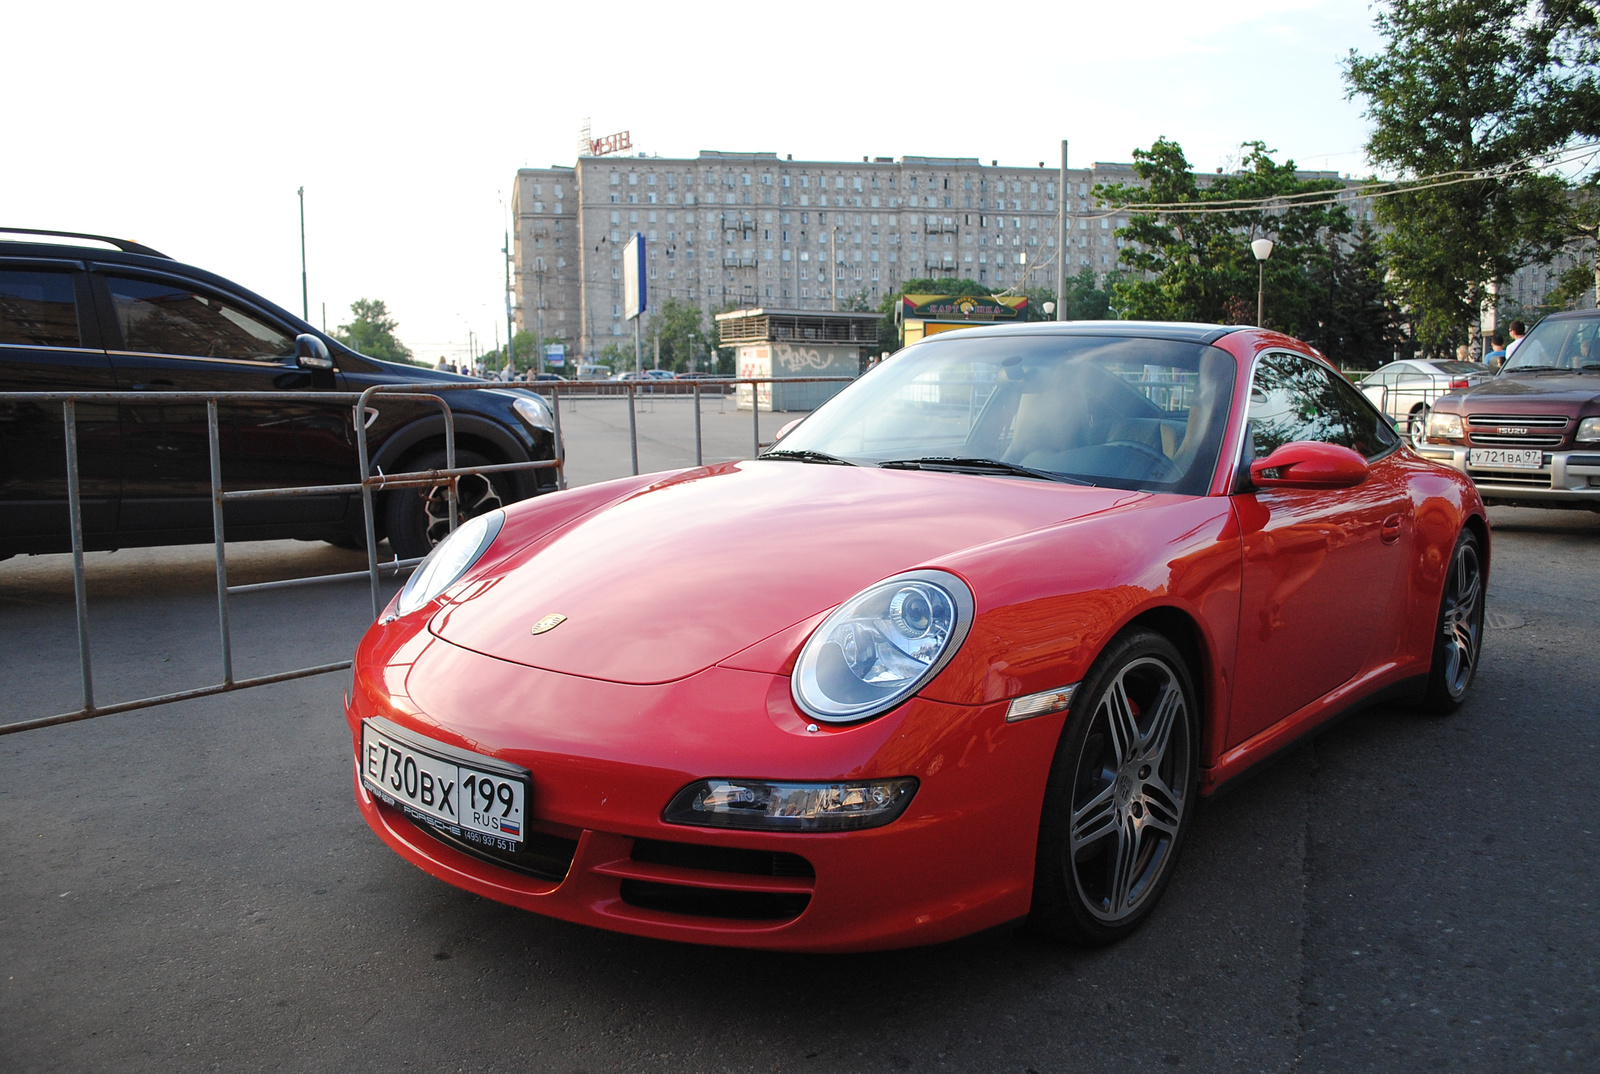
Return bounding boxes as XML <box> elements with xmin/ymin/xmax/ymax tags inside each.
<box><xmin>1432</xmin><ymin>361</ymin><xmax>1488</xmax><ymax>375</ymax></box>
<box><xmin>1503</xmin><ymin>317</ymin><xmax>1600</xmax><ymax>372</ymax></box>
<box><xmin>775</xmin><ymin>332</ymin><xmax>1237</xmax><ymax>495</ymax></box>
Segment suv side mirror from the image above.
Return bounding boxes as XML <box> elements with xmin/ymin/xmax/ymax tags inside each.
<box><xmin>1250</xmin><ymin>441</ymin><xmax>1369</xmax><ymax>490</ymax></box>
<box><xmin>295</xmin><ymin>333</ymin><xmax>334</xmax><ymax>371</ymax></box>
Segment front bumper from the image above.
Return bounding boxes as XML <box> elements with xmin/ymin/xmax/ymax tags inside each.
<box><xmin>1413</xmin><ymin>445</ymin><xmax>1600</xmax><ymax>508</ymax></box>
<box><xmin>345</xmin><ymin>627</ymin><xmax>1064</xmax><ymax>952</ymax></box>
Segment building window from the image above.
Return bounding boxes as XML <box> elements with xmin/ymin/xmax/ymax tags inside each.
<box><xmin>610</xmin><ymin>173</ymin><xmax>620</xmax><ymax>186</ymax></box>
<box><xmin>629</xmin><ymin>174</ymin><xmax>638</xmax><ymax>185</ymax></box>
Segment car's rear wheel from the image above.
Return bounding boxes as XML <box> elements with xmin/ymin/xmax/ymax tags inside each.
<box><xmin>384</xmin><ymin>448</ymin><xmax>507</xmax><ymax>561</ymax></box>
<box><xmin>1419</xmin><ymin>528</ymin><xmax>1485</xmax><ymax>714</ymax></box>
<box><xmin>1031</xmin><ymin>629</ymin><xmax>1198</xmax><ymax>946</ymax></box>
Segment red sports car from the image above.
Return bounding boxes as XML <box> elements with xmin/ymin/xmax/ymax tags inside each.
<box><xmin>345</xmin><ymin>322</ymin><xmax>1487</xmax><ymax>952</ymax></box>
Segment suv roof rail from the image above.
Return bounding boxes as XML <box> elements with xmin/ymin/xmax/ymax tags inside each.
<box><xmin>0</xmin><ymin>227</ymin><xmax>170</xmax><ymax>259</ymax></box>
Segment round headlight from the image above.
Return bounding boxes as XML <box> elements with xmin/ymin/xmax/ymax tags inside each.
<box><xmin>389</xmin><ymin>509</ymin><xmax>505</xmax><ymax>620</ymax></box>
<box><xmin>792</xmin><ymin>570</ymin><xmax>975</xmax><ymax>722</ymax></box>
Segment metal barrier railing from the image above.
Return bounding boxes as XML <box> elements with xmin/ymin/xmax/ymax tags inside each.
<box><xmin>0</xmin><ymin>374</ymin><xmax>851</xmax><ymax>734</ymax></box>
<box><xmin>0</xmin><ymin>385</ymin><xmax>560</xmax><ymax>735</ymax></box>
<box><xmin>1358</xmin><ymin>382</ymin><xmax>1442</xmax><ymax>440</ymax></box>
<box><xmin>542</xmin><ymin>376</ymin><xmax>854</xmax><ymax>474</ymax></box>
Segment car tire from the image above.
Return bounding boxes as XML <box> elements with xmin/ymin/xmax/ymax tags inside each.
<box><xmin>1407</xmin><ymin>404</ymin><xmax>1430</xmax><ymax>446</ymax></box>
<box><xmin>1418</xmin><ymin>528</ymin><xmax>1485</xmax><ymax>715</ymax></box>
<box><xmin>383</xmin><ymin>448</ymin><xmax>507</xmax><ymax>561</ymax></box>
<box><xmin>1030</xmin><ymin>629</ymin><xmax>1198</xmax><ymax>946</ymax></box>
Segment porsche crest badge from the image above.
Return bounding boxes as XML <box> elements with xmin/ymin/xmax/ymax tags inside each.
<box><xmin>530</xmin><ymin>613</ymin><xmax>567</xmax><ymax>635</ymax></box>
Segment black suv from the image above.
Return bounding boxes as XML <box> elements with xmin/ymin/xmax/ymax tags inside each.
<box><xmin>0</xmin><ymin>229</ymin><xmax>559</xmax><ymax>561</ymax></box>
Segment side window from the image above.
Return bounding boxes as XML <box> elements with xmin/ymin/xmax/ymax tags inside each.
<box><xmin>1248</xmin><ymin>352</ymin><xmax>1398</xmax><ymax>461</ymax></box>
<box><xmin>105</xmin><ymin>276</ymin><xmax>293</xmax><ymax>361</ymax></box>
<box><xmin>0</xmin><ymin>269</ymin><xmax>81</xmax><ymax>348</ymax></box>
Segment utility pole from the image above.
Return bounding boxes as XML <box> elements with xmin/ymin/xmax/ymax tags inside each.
<box><xmin>1056</xmin><ymin>141</ymin><xmax>1068</xmax><ymax>321</ymax></box>
<box><xmin>535</xmin><ymin>260</ymin><xmax>547</xmax><ymax>376</ymax></box>
<box><xmin>503</xmin><ymin>229</ymin><xmax>516</xmax><ymax>373</ymax></box>
<box><xmin>297</xmin><ymin>187</ymin><xmax>308</xmax><ymax>321</ymax></box>
<box><xmin>830</xmin><ymin>226</ymin><xmax>839</xmax><ymax>311</ymax></box>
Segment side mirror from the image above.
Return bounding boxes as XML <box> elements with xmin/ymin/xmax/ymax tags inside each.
<box><xmin>1250</xmin><ymin>440</ymin><xmax>1368</xmax><ymax>490</ymax></box>
<box><xmin>295</xmin><ymin>333</ymin><xmax>334</xmax><ymax>371</ymax></box>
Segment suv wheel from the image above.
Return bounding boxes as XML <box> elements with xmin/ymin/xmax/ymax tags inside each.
<box><xmin>384</xmin><ymin>448</ymin><xmax>507</xmax><ymax>560</ymax></box>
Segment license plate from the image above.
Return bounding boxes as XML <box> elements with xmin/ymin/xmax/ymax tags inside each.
<box><xmin>1468</xmin><ymin>448</ymin><xmax>1544</xmax><ymax>470</ymax></box>
<box><xmin>360</xmin><ymin>719</ymin><xmax>528</xmax><ymax>850</ymax></box>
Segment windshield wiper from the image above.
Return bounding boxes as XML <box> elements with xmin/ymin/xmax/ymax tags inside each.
<box><xmin>759</xmin><ymin>448</ymin><xmax>856</xmax><ymax>465</ymax></box>
<box><xmin>1578</xmin><ymin>363</ymin><xmax>1600</xmax><ymax>371</ymax></box>
<box><xmin>878</xmin><ymin>456</ymin><xmax>1093</xmax><ymax>485</ymax></box>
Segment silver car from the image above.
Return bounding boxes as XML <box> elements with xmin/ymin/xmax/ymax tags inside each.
<box><xmin>1359</xmin><ymin>359</ymin><xmax>1495</xmax><ymax>441</ymax></box>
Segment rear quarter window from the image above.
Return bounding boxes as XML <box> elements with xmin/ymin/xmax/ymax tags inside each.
<box><xmin>0</xmin><ymin>270</ymin><xmax>81</xmax><ymax>348</ymax></box>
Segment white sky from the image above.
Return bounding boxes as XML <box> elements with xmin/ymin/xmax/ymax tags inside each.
<box><xmin>4</xmin><ymin>0</ymin><xmax>1383</xmax><ymax>363</ymax></box>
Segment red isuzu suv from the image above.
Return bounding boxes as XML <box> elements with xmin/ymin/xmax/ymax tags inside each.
<box><xmin>1416</xmin><ymin>309</ymin><xmax>1600</xmax><ymax>510</ymax></box>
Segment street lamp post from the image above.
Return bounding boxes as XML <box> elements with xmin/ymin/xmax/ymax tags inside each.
<box><xmin>1251</xmin><ymin>238</ymin><xmax>1275</xmax><ymax>327</ymax></box>
<box><xmin>297</xmin><ymin>187</ymin><xmax>307</xmax><ymax>321</ymax></box>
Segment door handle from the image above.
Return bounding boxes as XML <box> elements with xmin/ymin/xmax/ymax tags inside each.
<box><xmin>1381</xmin><ymin>513</ymin><xmax>1403</xmax><ymax>544</ymax></box>
<box><xmin>129</xmin><ymin>380</ymin><xmax>174</xmax><ymax>391</ymax></box>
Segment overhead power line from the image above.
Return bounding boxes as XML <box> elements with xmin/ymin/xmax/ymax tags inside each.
<box><xmin>1081</xmin><ymin>140</ymin><xmax>1600</xmax><ymax>220</ymax></box>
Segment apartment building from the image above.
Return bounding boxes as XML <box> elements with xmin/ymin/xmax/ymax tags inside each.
<box><xmin>511</xmin><ymin>151</ymin><xmax>1154</xmax><ymax>359</ymax></box>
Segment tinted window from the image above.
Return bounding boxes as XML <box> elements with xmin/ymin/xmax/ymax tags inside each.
<box><xmin>0</xmin><ymin>270</ymin><xmax>80</xmax><ymax>347</ymax></box>
<box><xmin>106</xmin><ymin>277</ymin><xmax>293</xmax><ymax>360</ymax></box>
<box><xmin>1248</xmin><ymin>352</ymin><xmax>1399</xmax><ymax>461</ymax></box>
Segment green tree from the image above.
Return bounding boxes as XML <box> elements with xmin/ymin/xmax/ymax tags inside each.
<box><xmin>645</xmin><ymin>298</ymin><xmax>712</xmax><ymax>372</ymax></box>
<box><xmin>480</xmin><ymin>330</ymin><xmax>573</xmax><ymax>374</ymax></box>
<box><xmin>332</xmin><ymin>298</ymin><xmax>416</xmax><ymax>364</ymax></box>
<box><xmin>1303</xmin><ymin>224</ymin><xmax>1403</xmax><ymax>369</ymax></box>
<box><xmin>1344</xmin><ymin>0</ymin><xmax>1600</xmax><ymax>352</ymax></box>
<box><xmin>1096</xmin><ymin>138</ymin><xmax>1352</xmax><ymax>337</ymax></box>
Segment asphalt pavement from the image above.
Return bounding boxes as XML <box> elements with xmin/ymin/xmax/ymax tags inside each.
<box><xmin>1</xmin><ymin>486</ymin><xmax>1597</xmax><ymax>1072</ymax></box>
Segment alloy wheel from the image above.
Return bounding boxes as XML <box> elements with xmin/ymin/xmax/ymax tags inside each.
<box><xmin>1439</xmin><ymin>537</ymin><xmax>1483</xmax><ymax>699</ymax></box>
<box><xmin>1067</xmin><ymin>655</ymin><xmax>1192</xmax><ymax>924</ymax></box>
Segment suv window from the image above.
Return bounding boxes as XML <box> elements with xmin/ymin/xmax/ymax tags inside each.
<box><xmin>0</xmin><ymin>269</ymin><xmax>80</xmax><ymax>348</ymax></box>
<box><xmin>1503</xmin><ymin>315</ymin><xmax>1600</xmax><ymax>372</ymax></box>
<box><xmin>105</xmin><ymin>276</ymin><xmax>293</xmax><ymax>361</ymax></box>
<box><xmin>1248</xmin><ymin>352</ymin><xmax>1399</xmax><ymax>461</ymax></box>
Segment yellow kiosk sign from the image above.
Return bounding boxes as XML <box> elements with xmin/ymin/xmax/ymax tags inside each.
<box><xmin>898</xmin><ymin>294</ymin><xmax>1029</xmax><ymax>345</ymax></box>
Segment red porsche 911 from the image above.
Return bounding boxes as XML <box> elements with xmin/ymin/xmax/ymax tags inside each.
<box><xmin>345</xmin><ymin>322</ymin><xmax>1487</xmax><ymax>952</ymax></box>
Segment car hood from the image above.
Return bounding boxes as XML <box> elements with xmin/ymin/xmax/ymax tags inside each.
<box><xmin>1446</xmin><ymin>373</ymin><xmax>1600</xmax><ymax>409</ymax></box>
<box><xmin>428</xmin><ymin>462</ymin><xmax>1144</xmax><ymax>685</ymax></box>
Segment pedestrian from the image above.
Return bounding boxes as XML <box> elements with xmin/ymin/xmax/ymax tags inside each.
<box><xmin>1485</xmin><ymin>332</ymin><xmax>1507</xmax><ymax>369</ymax></box>
<box><xmin>1505</xmin><ymin>320</ymin><xmax>1528</xmax><ymax>359</ymax></box>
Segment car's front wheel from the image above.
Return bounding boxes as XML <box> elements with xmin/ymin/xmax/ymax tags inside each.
<box><xmin>384</xmin><ymin>448</ymin><xmax>507</xmax><ymax>561</ymax></box>
<box><xmin>1031</xmin><ymin>629</ymin><xmax>1198</xmax><ymax>946</ymax></box>
<box><xmin>1419</xmin><ymin>528</ymin><xmax>1485</xmax><ymax>714</ymax></box>
<box><xmin>1407</xmin><ymin>404</ymin><xmax>1430</xmax><ymax>446</ymax></box>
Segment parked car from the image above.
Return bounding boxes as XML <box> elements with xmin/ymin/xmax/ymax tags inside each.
<box><xmin>346</xmin><ymin>320</ymin><xmax>1487</xmax><ymax>952</ymax></box>
<box><xmin>573</xmin><ymin>364</ymin><xmax>611</xmax><ymax>381</ymax></box>
<box><xmin>0</xmin><ymin>229</ymin><xmax>560</xmax><ymax>561</ymax></box>
<box><xmin>1415</xmin><ymin>308</ymin><xmax>1600</xmax><ymax>510</ymax></box>
<box><xmin>1358</xmin><ymin>359</ymin><xmax>1494</xmax><ymax>441</ymax></box>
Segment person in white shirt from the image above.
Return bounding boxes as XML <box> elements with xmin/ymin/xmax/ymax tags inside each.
<box><xmin>1505</xmin><ymin>320</ymin><xmax>1527</xmax><ymax>358</ymax></box>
